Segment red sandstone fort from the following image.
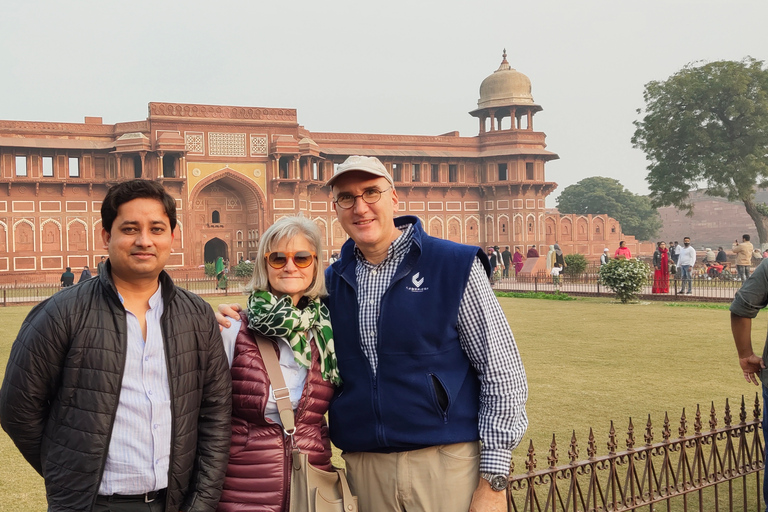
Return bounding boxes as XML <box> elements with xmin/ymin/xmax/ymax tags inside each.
<box><xmin>0</xmin><ymin>51</ymin><xmax>650</xmax><ymax>282</ymax></box>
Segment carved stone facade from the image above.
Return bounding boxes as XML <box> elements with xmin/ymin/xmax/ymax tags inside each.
<box><xmin>0</xmin><ymin>52</ymin><xmax>642</xmax><ymax>282</ymax></box>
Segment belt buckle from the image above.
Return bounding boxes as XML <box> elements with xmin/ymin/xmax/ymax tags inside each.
<box><xmin>145</xmin><ymin>491</ymin><xmax>158</xmax><ymax>503</ymax></box>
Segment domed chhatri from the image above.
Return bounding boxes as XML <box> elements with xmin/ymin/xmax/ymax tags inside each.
<box><xmin>470</xmin><ymin>49</ymin><xmax>543</xmax><ymax>134</ymax></box>
<box><xmin>477</xmin><ymin>49</ymin><xmax>537</xmax><ymax>109</ymax></box>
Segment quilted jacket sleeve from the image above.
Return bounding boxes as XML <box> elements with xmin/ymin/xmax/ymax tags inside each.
<box><xmin>0</xmin><ymin>296</ymin><xmax>71</xmax><ymax>475</ymax></box>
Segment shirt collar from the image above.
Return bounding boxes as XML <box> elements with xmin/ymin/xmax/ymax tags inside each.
<box><xmin>354</xmin><ymin>222</ymin><xmax>415</xmax><ymax>268</ymax></box>
<box><xmin>117</xmin><ymin>282</ymin><xmax>163</xmax><ymax>310</ymax></box>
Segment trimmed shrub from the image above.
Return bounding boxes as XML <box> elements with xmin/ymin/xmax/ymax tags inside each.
<box><xmin>204</xmin><ymin>262</ymin><xmax>216</xmax><ymax>277</ymax></box>
<box><xmin>233</xmin><ymin>261</ymin><xmax>254</xmax><ymax>278</ymax></box>
<box><xmin>598</xmin><ymin>257</ymin><xmax>650</xmax><ymax>303</ymax></box>
<box><xmin>563</xmin><ymin>253</ymin><xmax>588</xmax><ymax>276</ymax></box>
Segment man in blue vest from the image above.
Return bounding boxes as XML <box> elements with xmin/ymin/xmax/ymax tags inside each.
<box><xmin>217</xmin><ymin>155</ymin><xmax>528</xmax><ymax>511</ymax></box>
<box><xmin>325</xmin><ymin>156</ymin><xmax>527</xmax><ymax>512</ymax></box>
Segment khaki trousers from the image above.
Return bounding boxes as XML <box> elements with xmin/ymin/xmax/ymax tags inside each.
<box><xmin>342</xmin><ymin>441</ymin><xmax>480</xmax><ymax>512</ymax></box>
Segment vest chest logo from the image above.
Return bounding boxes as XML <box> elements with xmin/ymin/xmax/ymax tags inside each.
<box><xmin>406</xmin><ymin>272</ymin><xmax>428</xmax><ymax>292</ymax></box>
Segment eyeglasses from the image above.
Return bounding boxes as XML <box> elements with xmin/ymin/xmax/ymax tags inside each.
<box><xmin>265</xmin><ymin>251</ymin><xmax>317</xmax><ymax>269</ymax></box>
<box><xmin>333</xmin><ymin>187</ymin><xmax>391</xmax><ymax>209</ymax></box>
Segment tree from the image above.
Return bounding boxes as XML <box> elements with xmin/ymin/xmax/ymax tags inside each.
<box><xmin>632</xmin><ymin>57</ymin><xmax>768</xmax><ymax>244</ymax></box>
<box><xmin>556</xmin><ymin>177</ymin><xmax>661</xmax><ymax>241</ymax></box>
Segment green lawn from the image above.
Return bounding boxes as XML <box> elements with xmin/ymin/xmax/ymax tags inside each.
<box><xmin>0</xmin><ymin>295</ymin><xmax>763</xmax><ymax>511</ymax></box>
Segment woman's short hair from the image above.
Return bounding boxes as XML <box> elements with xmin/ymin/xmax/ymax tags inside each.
<box><xmin>246</xmin><ymin>215</ymin><xmax>327</xmax><ymax>299</ymax></box>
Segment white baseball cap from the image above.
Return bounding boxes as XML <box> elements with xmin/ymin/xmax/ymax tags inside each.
<box><xmin>325</xmin><ymin>155</ymin><xmax>394</xmax><ymax>188</ymax></box>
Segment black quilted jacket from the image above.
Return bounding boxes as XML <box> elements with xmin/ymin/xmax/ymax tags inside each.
<box><xmin>0</xmin><ymin>265</ymin><xmax>232</xmax><ymax>512</ymax></box>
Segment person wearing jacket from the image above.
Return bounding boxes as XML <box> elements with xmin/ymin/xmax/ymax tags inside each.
<box><xmin>614</xmin><ymin>241</ymin><xmax>632</xmax><ymax>259</ymax></box>
<box><xmin>733</xmin><ymin>234</ymin><xmax>755</xmax><ymax>282</ymax></box>
<box><xmin>0</xmin><ymin>179</ymin><xmax>232</xmax><ymax>512</ymax></box>
<box><xmin>323</xmin><ymin>157</ymin><xmax>527</xmax><ymax>512</ymax></box>
<box><xmin>217</xmin><ymin>216</ymin><xmax>339</xmax><ymax>512</ymax></box>
<box><xmin>78</xmin><ymin>264</ymin><xmax>92</xmax><ymax>282</ymax></box>
<box><xmin>217</xmin><ymin>156</ymin><xmax>528</xmax><ymax>512</ymax></box>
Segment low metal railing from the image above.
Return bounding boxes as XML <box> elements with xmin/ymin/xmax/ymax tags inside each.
<box><xmin>509</xmin><ymin>396</ymin><xmax>764</xmax><ymax>511</ymax></box>
<box><xmin>494</xmin><ymin>273</ymin><xmax>744</xmax><ymax>302</ymax></box>
<box><xmin>0</xmin><ymin>277</ymin><xmax>250</xmax><ymax>306</ymax></box>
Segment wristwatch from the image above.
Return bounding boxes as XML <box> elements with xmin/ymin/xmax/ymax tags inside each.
<box><xmin>480</xmin><ymin>472</ymin><xmax>508</xmax><ymax>492</ymax></box>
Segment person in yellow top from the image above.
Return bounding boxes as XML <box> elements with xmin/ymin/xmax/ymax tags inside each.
<box><xmin>733</xmin><ymin>234</ymin><xmax>754</xmax><ymax>282</ymax></box>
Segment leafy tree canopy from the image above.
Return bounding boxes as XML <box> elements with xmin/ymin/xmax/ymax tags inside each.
<box><xmin>555</xmin><ymin>176</ymin><xmax>661</xmax><ymax>241</ymax></box>
<box><xmin>632</xmin><ymin>57</ymin><xmax>768</xmax><ymax>243</ymax></box>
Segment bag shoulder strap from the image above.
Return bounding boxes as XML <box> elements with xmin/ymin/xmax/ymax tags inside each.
<box><xmin>254</xmin><ymin>334</ymin><xmax>296</xmax><ymax>433</ymax></box>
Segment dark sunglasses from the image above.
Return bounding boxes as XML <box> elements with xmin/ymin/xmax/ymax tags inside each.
<box><xmin>265</xmin><ymin>250</ymin><xmax>317</xmax><ymax>269</ymax></box>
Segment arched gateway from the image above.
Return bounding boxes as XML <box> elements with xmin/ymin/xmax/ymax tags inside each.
<box><xmin>189</xmin><ymin>169</ymin><xmax>266</xmax><ymax>267</ymax></box>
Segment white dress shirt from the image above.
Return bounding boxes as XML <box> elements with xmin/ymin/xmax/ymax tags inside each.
<box><xmin>99</xmin><ymin>285</ymin><xmax>171</xmax><ymax>495</ymax></box>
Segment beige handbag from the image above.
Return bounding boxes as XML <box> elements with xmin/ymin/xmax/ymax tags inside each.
<box><xmin>255</xmin><ymin>335</ymin><xmax>358</xmax><ymax>512</ymax></box>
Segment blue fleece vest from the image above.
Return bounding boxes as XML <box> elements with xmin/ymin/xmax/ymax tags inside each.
<box><xmin>325</xmin><ymin>216</ymin><xmax>491</xmax><ymax>452</ymax></box>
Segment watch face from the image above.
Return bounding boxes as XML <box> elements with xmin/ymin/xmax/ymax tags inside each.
<box><xmin>490</xmin><ymin>475</ymin><xmax>508</xmax><ymax>491</ymax></box>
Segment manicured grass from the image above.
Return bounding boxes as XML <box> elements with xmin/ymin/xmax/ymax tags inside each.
<box><xmin>0</xmin><ymin>295</ymin><xmax>763</xmax><ymax>510</ymax></box>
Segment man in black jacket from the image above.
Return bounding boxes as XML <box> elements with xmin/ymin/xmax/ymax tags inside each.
<box><xmin>0</xmin><ymin>180</ymin><xmax>232</xmax><ymax>512</ymax></box>
<box><xmin>59</xmin><ymin>266</ymin><xmax>74</xmax><ymax>287</ymax></box>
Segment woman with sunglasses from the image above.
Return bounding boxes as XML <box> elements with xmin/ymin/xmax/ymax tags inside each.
<box><xmin>217</xmin><ymin>215</ymin><xmax>341</xmax><ymax>512</ymax></box>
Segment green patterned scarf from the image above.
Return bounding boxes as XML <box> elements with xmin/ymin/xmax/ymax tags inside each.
<box><xmin>246</xmin><ymin>290</ymin><xmax>341</xmax><ymax>385</ymax></box>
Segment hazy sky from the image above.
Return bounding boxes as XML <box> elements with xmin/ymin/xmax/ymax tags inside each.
<box><xmin>2</xmin><ymin>1</ymin><xmax>766</xmax><ymax>206</ymax></box>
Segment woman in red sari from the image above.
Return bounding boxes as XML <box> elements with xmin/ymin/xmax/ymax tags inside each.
<box><xmin>652</xmin><ymin>241</ymin><xmax>670</xmax><ymax>293</ymax></box>
<box><xmin>512</xmin><ymin>247</ymin><xmax>524</xmax><ymax>276</ymax></box>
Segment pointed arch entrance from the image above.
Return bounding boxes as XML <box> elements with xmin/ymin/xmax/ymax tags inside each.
<box><xmin>189</xmin><ymin>169</ymin><xmax>266</xmax><ymax>267</ymax></box>
<box><xmin>204</xmin><ymin>238</ymin><xmax>228</xmax><ymax>264</ymax></box>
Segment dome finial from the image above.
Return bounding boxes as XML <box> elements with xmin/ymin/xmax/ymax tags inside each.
<box><xmin>502</xmin><ymin>48</ymin><xmax>508</xmax><ymax>64</ymax></box>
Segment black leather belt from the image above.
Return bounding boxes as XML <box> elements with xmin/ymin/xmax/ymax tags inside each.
<box><xmin>102</xmin><ymin>488</ymin><xmax>166</xmax><ymax>503</ymax></box>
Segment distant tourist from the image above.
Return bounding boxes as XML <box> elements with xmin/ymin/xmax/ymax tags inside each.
<box><xmin>672</xmin><ymin>241</ymin><xmax>681</xmax><ymax>264</ymax></box>
<box><xmin>526</xmin><ymin>245</ymin><xmax>539</xmax><ymax>258</ymax></box>
<box><xmin>677</xmin><ymin>236</ymin><xmax>696</xmax><ymax>294</ymax></box>
<box><xmin>78</xmin><ymin>265</ymin><xmax>92</xmax><ymax>282</ymax></box>
<box><xmin>96</xmin><ymin>256</ymin><xmax>106</xmax><ymax>276</ymax></box>
<box><xmin>513</xmin><ymin>247</ymin><xmax>524</xmax><ymax>275</ymax></box>
<box><xmin>652</xmin><ymin>242</ymin><xmax>670</xmax><ymax>294</ymax></box>
<box><xmin>733</xmin><ymin>234</ymin><xmax>754</xmax><ymax>282</ymax></box>
<box><xmin>546</xmin><ymin>245</ymin><xmax>556</xmax><ymax>271</ymax></box>
<box><xmin>487</xmin><ymin>247</ymin><xmax>498</xmax><ymax>277</ymax></box>
<box><xmin>705</xmin><ymin>248</ymin><xmax>716</xmax><ymax>263</ymax></box>
<box><xmin>614</xmin><ymin>241</ymin><xmax>632</xmax><ymax>259</ymax></box>
<box><xmin>60</xmin><ymin>267</ymin><xmax>74</xmax><ymax>287</ymax></box>
<box><xmin>554</xmin><ymin>244</ymin><xmax>565</xmax><ymax>271</ymax></box>
<box><xmin>502</xmin><ymin>246</ymin><xmax>513</xmax><ymax>278</ymax></box>
<box><xmin>600</xmin><ymin>248</ymin><xmax>610</xmax><ymax>265</ymax></box>
<box><xmin>550</xmin><ymin>264</ymin><xmax>562</xmax><ymax>287</ymax></box>
<box><xmin>716</xmin><ymin>247</ymin><xmax>728</xmax><ymax>265</ymax></box>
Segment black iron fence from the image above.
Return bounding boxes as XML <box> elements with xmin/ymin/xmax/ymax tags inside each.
<box><xmin>0</xmin><ymin>277</ymin><xmax>251</xmax><ymax>306</ymax></box>
<box><xmin>509</xmin><ymin>396</ymin><xmax>764</xmax><ymax>511</ymax></box>
<box><xmin>494</xmin><ymin>272</ymin><xmax>744</xmax><ymax>302</ymax></box>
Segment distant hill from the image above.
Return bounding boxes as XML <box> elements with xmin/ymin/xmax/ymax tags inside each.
<box><xmin>657</xmin><ymin>190</ymin><xmax>768</xmax><ymax>249</ymax></box>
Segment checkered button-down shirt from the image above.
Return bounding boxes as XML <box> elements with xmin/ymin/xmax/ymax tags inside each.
<box><xmin>354</xmin><ymin>221</ymin><xmax>528</xmax><ymax>475</ymax></box>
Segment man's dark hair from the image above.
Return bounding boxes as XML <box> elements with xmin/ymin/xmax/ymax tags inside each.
<box><xmin>65</xmin><ymin>267</ymin><xmax>71</xmax><ymax>272</ymax></box>
<box><xmin>743</xmin><ymin>234</ymin><xmax>751</xmax><ymax>241</ymax></box>
<box><xmin>101</xmin><ymin>179</ymin><xmax>177</xmax><ymax>233</ymax></box>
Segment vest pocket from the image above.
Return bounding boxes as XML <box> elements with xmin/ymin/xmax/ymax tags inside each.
<box><xmin>428</xmin><ymin>373</ymin><xmax>451</xmax><ymax>422</ymax></box>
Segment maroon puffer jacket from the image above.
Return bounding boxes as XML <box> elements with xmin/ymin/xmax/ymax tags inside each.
<box><xmin>217</xmin><ymin>315</ymin><xmax>334</xmax><ymax>512</ymax></box>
